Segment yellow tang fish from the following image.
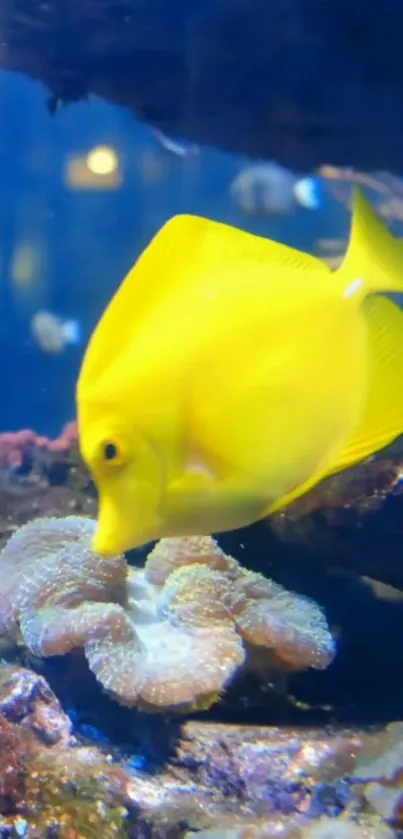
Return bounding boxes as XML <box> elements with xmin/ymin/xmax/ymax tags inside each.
<box><xmin>77</xmin><ymin>188</ymin><xmax>403</xmax><ymax>556</ymax></box>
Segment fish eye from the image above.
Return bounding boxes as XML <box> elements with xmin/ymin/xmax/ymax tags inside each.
<box><xmin>103</xmin><ymin>441</ymin><xmax>119</xmax><ymax>462</ymax></box>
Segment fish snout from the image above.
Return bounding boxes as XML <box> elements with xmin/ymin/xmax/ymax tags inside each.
<box><xmin>92</xmin><ymin>492</ymin><xmax>135</xmax><ymax>557</ymax></box>
<box><xmin>93</xmin><ymin>524</ymin><xmax>123</xmax><ymax>558</ymax></box>
<box><xmin>93</xmin><ymin>478</ymin><xmax>162</xmax><ymax>556</ymax></box>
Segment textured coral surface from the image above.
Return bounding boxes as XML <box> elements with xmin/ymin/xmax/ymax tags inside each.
<box><xmin>0</xmin><ymin>516</ymin><xmax>335</xmax><ymax>711</ymax></box>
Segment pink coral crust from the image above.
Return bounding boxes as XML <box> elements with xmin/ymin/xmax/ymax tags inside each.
<box><xmin>0</xmin><ymin>422</ymin><xmax>77</xmax><ymax>468</ymax></box>
<box><xmin>0</xmin><ymin>517</ymin><xmax>335</xmax><ymax>711</ymax></box>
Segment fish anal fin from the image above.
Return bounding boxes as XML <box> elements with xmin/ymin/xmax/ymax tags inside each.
<box><xmin>267</xmin><ymin>472</ymin><xmax>326</xmax><ymax>514</ymax></box>
<box><xmin>268</xmin><ymin>294</ymin><xmax>403</xmax><ymax>513</ymax></box>
<box><xmin>318</xmin><ymin>294</ymin><xmax>403</xmax><ymax>478</ymax></box>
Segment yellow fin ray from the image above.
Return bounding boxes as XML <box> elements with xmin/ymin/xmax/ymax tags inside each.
<box><xmin>178</xmin><ymin>215</ymin><xmax>328</xmax><ymax>274</ymax></box>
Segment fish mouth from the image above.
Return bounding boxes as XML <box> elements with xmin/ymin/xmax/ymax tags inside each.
<box><xmin>93</xmin><ymin>528</ymin><xmax>122</xmax><ymax>558</ymax></box>
<box><xmin>93</xmin><ymin>495</ymin><xmax>162</xmax><ymax>557</ymax></box>
<box><xmin>93</xmin><ymin>519</ymin><xmax>152</xmax><ymax>557</ymax></box>
<box><xmin>91</xmin><ymin>495</ymin><xmax>131</xmax><ymax>557</ymax></box>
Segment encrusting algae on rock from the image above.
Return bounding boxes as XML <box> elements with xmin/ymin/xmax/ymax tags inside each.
<box><xmin>0</xmin><ymin>516</ymin><xmax>335</xmax><ymax>712</ymax></box>
<box><xmin>0</xmin><ymin>663</ymin><xmax>131</xmax><ymax>838</ymax></box>
<box><xmin>2</xmin><ymin>661</ymin><xmax>403</xmax><ymax>838</ymax></box>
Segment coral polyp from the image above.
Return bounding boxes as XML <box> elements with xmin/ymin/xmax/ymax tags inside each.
<box><xmin>0</xmin><ymin>516</ymin><xmax>335</xmax><ymax>712</ymax></box>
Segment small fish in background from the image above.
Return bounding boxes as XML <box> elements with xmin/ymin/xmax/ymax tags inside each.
<box><xmin>231</xmin><ymin>161</ymin><xmax>323</xmax><ymax>216</ymax></box>
<box><xmin>152</xmin><ymin>128</ymin><xmax>200</xmax><ymax>158</ymax></box>
<box><xmin>11</xmin><ymin>242</ymin><xmax>47</xmax><ymax>316</ymax></box>
<box><xmin>30</xmin><ymin>310</ymin><xmax>81</xmax><ymax>354</ymax></box>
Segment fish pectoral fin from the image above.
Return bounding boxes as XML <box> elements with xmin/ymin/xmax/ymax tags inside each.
<box><xmin>324</xmin><ymin>294</ymin><xmax>403</xmax><ymax>477</ymax></box>
<box><xmin>169</xmin><ymin>470</ymin><xmax>268</xmax><ymax>533</ymax></box>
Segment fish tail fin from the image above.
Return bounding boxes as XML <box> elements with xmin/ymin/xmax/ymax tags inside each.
<box><xmin>321</xmin><ymin>188</ymin><xmax>403</xmax><ymax>477</ymax></box>
<box><xmin>338</xmin><ymin>186</ymin><xmax>403</xmax><ymax>299</ymax></box>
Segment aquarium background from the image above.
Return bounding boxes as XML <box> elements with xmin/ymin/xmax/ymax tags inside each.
<box><xmin>0</xmin><ymin>69</ymin><xmax>352</xmax><ymax>435</ymax></box>
<box><xmin>1</xmin><ymin>1</ymin><xmax>403</xmax><ymax>830</ymax></box>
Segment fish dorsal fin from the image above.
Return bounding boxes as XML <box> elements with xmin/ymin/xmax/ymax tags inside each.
<box><xmin>323</xmin><ymin>294</ymin><xmax>403</xmax><ymax>476</ymax></box>
<box><xmin>174</xmin><ymin>215</ymin><xmax>327</xmax><ymax>274</ymax></box>
<box><xmin>78</xmin><ymin>217</ymin><xmax>199</xmax><ymax>391</ymax></box>
<box><xmin>78</xmin><ymin>214</ymin><xmax>329</xmax><ymax>393</ymax></box>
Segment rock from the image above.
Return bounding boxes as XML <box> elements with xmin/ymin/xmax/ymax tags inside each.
<box><xmin>0</xmin><ymin>664</ymin><xmax>72</xmax><ymax>745</ymax></box>
<box><xmin>0</xmin><ymin>662</ymin><xmax>403</xmax><ymax>837</ymax></box>
<box><xmin>0</xmin><ymin>0</ymin><xmax>403</xmax><ymax>172</ymax></box>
